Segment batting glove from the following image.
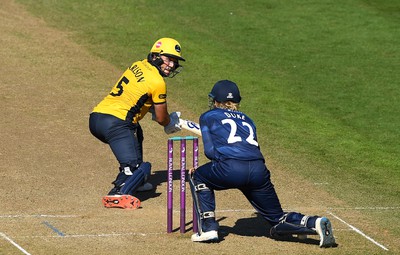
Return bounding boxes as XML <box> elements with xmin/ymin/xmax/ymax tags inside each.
<box><xmin>164</xmin><ymin>112</ymin><xmax>182</xmax><ymax>134</ymax></box>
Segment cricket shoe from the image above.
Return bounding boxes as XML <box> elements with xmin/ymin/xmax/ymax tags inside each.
<box><xmin>136</xmin><ymin>182</ymin><xmax>153</xmax><ymax>192</ymax></box>
<box><xmin>102</xmin><ymin>195</ymin><xmax>141</xmax><ymax>209</ymax></box>
<box><xmin>191</xmin><ymin>230</ymin><xmax>218</xmax><ymax>243</ymax></box>
<box><xmin>315</xmin><ymin>217</ymin><xmax>336</xmax><ymax>248</ymax></box>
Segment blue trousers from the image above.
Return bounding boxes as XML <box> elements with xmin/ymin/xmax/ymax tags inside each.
<box><xmin>89</xmin><ymin>113</ymin><xmax>143</xmax><ymax>168</ymax></box>
<box><xmin>193</xmin><ymin>159</ymin><xmax>284</xmax><ymax>225</ymax></box>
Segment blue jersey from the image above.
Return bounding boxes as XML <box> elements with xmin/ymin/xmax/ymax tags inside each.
<box><xmin>199</xmin><ymin>108</ymin><xmax>264</xmax><ymax>161</ymax></box>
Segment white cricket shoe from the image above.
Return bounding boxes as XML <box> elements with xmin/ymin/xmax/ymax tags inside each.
<box><xmin>191</xmin><ymin>230</ymin><xmax>218</xmax><ymax>242</ymax></box>
<box><xmin>136</xmin><ymin>182</ymin><xmax>153</xmax><ymax>192</ymax></box>
<box><xmin>315</xmin><ymin>217</ymin><xmax>336</xmax><ymax>248</ymax></box>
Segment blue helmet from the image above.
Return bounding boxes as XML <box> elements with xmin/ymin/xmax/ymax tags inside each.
<box><xmin>209</xmin><ymin>80</ymin><xmax>241</xmax><ymax>103</ymax></box>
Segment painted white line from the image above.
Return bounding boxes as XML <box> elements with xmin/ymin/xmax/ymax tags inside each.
<box><xmin>0</xmin><ymin>214</ymin><xmax>78</xmax><ymax>218</ymax></box>
<box><xmin>1</xmin><ymin>206</ymin><xmax>398</xmax><ymax>219</ymax></box>
<box><xmin>328</xmin><ymin>212</ymin><xmax>389</xmax><ymax>251</ymax></box>
<box><xmin>328</xmin><ymin>206</ymin><xmax>400</xmax><ymax>210</ymax></box>
<box><xmin>0</xmin><ymin>232</ymin><xmax>32</xmax><ymax>255</ymax></box>
<box><xmin>332</xmin><ymin>228</ymin><xmax>355</xmax><ymax>232</ymax></box>
<box><xmin>314</xmin><ymin>182</ymin><xmax>329</xmax><ymax>185</ymax></box>
<box><xmin>61</xmin><ymin>232</ymin><xmax>163</xmax><ymax>238</ymax></box>
<box><xmin>218</xmin><ymin>207</ymin><xmax>400</xmax><ymax>212</ymax></box>
<box><xmin>12</xmin><ymin>232</ymin><xmax>165</xmax><ymax>239</ymax></box>
<box><xmin>216</xmin><ymin>209</ymin><xmax>256</xmax><ymax>213</ymax></box>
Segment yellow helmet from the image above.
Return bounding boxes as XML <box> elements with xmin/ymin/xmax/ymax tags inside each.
<box><xmin>150</xmin><ymin>38</ymin><xmax>185</xmax><ymax>61</ymax></box>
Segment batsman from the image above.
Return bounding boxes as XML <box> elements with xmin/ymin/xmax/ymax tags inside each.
<box><xmin>89</xmin><ymin>38</ymin><xmax>184</xmax><ymax>209</ymax></box>
<box><xmin>189</xmin><ymin>80</ymin><xmax>336</xmax><ymax>247</ymax></box>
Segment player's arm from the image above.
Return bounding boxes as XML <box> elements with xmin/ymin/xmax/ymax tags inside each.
<box><xmin>151</xmin><ymin>81</ymin><xmax>181</xmax><ymax>134</ymax></box>
<box><xmin>153</xmin><ymin>103</ymin><xmax>170</xmax><ymax>126</ymax></box>
<box><xmin>200</xmin><ymin>114</ymin><xmax>215</xmax><ymax>160</ymax></box>
<box><xmin>153</xmin><ymin>103</ymin><xmax>181</xmax><ymax>134</ymax></box>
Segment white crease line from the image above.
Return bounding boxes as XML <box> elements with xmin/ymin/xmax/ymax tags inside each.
<box><xmin>60</xmin><ymin>232</ymin><xmax>165</xmax><ymax>238</ymax></box>
<box><xmin>217</xmin><ymin>207</ymin><xmax>400</xmax><ymax>212</ymax></box>
<box><xmin>1</xmin><ymin>206</ymin><xmax>398</xmax><ymax>219</ymax></box>
<box><xmin>0</xmin><ymin>214</ymin><xmax>79</xmax><ymax>218</ymax></box>
<box><xmin>4</xmin><ymin>228</ymin><xmax>356</xmax><ymax>240</ymax></box>
<box><xmin>328</xmin><ymin>211</ymin><xmax>389</xmax><ymax>251</ymax></box>
<box><xmin>217</xmin><ymin>209</ymin><xmax>256</xmax><ymax>213</ymax></box>
<box><xmin>9</xmin><ymin>232</ymin><xmax>165</xmax><ymax>239</ymax></box>
<box><xmin>0</xmin><ymin>232</ymin><xmax>32</xmax><ymax>255</ymax></box>
<box><xmin>328</xmin><ymin>207</ymin><xmax>400</xmax><ymax>210</ymax></box>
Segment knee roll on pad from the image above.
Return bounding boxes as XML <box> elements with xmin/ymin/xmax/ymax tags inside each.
<box><xmin>119</xmin><ymin>162</ymin><xmax>151</xmax><ymax>195</ymax></box>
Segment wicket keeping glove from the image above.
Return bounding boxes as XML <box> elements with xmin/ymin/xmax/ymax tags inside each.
<box><xmin>164</xmin><ymin>112</ymin><xmax>182</xmax><ymax>134</ymax></box>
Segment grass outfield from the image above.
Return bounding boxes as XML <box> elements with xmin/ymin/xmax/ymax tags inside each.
<box><xmin>17</xmin><ymin>0</ymin><xmax>399</xmax><ymax>233</ymax></box>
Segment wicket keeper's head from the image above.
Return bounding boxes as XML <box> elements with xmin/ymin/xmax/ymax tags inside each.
<box><xmin>208</xmin><ymin>80</ymin><xmax>241</xmax><ymax>110</ymax></box>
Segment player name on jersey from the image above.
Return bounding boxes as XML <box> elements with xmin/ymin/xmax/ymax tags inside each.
<box><xmin>223</xmin><ymin>112</ymin><xmax>245</xmax><ymax>120</ymax></box>
<box><xmin>129</xmin><ymin>64</ymin><xmax>145</xmax><ymax>82</ymax></box>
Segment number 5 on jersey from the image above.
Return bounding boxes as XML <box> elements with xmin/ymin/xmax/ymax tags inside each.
<box><xmin>110</xmin><ymin>76</ymin><xmax>129</xmax><ymax>97</ymax></box>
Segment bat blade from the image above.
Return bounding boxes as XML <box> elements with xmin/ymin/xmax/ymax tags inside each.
<box><xmin>179</xmin><ymin>119</ymin><xmax>202</xmax><ymax>136</ymax></box>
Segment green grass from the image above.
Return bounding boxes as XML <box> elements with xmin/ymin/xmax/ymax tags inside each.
<box><xmin>18</xmin><ymin>0</ymin><xmax>399</xmax><ymax>223</ymax></box>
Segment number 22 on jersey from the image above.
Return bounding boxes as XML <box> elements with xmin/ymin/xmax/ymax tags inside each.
<box><xmin>221</xmin><ymin>119</ymin><xmax>259</xmax><ymax>146</ymax></box>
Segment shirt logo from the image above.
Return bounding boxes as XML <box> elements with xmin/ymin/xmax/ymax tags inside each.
<box><xmin>159</xmin><ymin>94</ymin><xmax>167</xmax><ymax>99</ymax></box>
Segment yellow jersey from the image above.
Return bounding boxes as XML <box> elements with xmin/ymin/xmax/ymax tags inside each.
<box><xmin>92</xmin><ymin>59</ymin><xmax>166</xmax><ymax>123</ymax></box>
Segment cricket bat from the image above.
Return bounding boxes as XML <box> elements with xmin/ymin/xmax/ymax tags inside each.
<box><xmin>179</xmin><ymin>119</ymin><xmax>202</xmax><ymax>136</ymax></box>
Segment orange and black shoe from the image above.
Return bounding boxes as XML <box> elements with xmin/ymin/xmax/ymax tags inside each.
<box><xmin>102</xmin><ymin>195</ymin><xmax>141</xmax><ymax>209</ymax></box>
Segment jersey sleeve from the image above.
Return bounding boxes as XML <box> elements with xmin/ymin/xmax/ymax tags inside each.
<box><xmin>200</xmin><ymin>112</ymin><xmax>215</xmax><ymax>160</ymax></box>
<box><xmin>150</xmin><ymin>79</ymin><xmax>167</xmax><ymax>105</ymax></box>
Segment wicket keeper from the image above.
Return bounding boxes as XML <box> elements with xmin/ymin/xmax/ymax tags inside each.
<box><xmin>189</xmin><ymin>80</ymin><xmax>336</xmax><ymax>247</ymax></box>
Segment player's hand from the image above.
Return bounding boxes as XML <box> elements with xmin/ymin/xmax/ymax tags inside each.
<box><xmin>189</xmin><ymin>167</ymin><xmax>196</xmax><ymax>174</ymax></box>
<box><xmin>164</xmin><ymin>112</ymin><xmax>182</xmax><ymax>134</ymax></box>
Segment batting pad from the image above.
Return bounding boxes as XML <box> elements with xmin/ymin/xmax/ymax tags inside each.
<box><xmin>120</xmin><ymin>162</ymin><xmax>151</xmax><ymax>195</ymax></box>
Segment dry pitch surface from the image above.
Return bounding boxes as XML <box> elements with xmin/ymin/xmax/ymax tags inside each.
<box><xmin>0</xmin><ymin>0</ymin><xmax>398</xmax><ymax>254</ymax></box>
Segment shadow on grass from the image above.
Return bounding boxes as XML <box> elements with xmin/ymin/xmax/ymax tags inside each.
<box><xmin>134</xmin><ymin>169</ymin><xmax>194</xmax><ymax>202</ymax></box>
<box><xmin>133</xmin><ymin>170</ymin><xmax>169</xmax><ymax>202</ymax></box>
<box><xmin>136</xmin><ymin>169</ymin><xmax>196</xmax><ymax>202</ymax></box>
